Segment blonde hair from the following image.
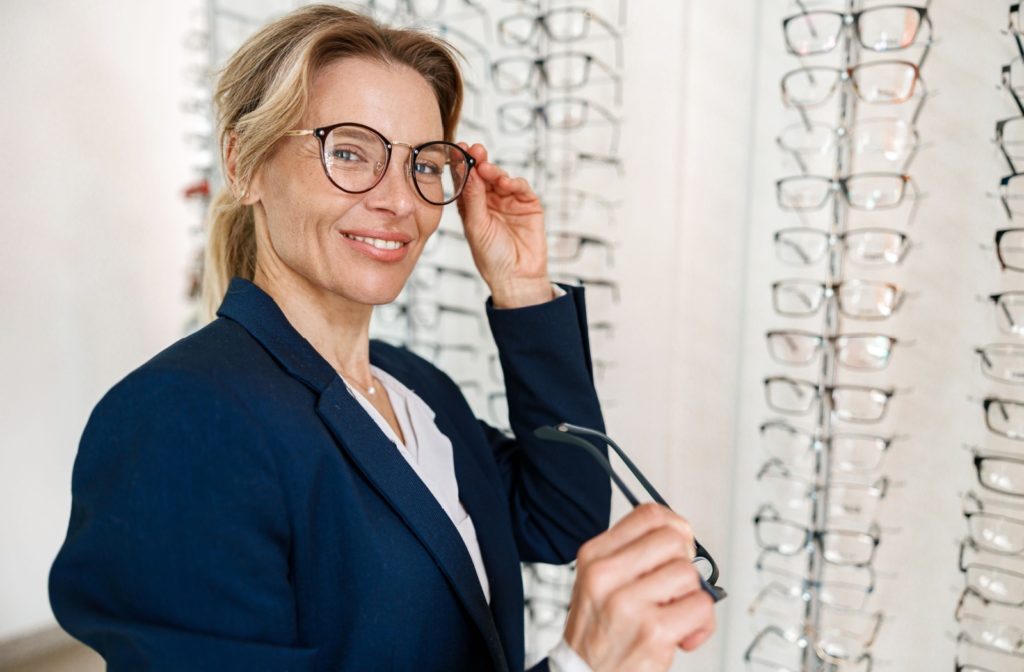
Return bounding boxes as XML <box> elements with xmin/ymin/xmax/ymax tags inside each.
<box><xmin>200</xmin><ymin>4</ymin><xmax>464</xmax><ymax>321</ymax></box>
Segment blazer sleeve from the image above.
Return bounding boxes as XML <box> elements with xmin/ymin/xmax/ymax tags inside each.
<box><xmin>48</xmin><ymin>366</ymin><xmax>318</xmax><ymax>672</ymax></box>
<box><xmin>483</xmin><ymin>283</ymin><xmax>613</xmax><ymax>565</ymax></box>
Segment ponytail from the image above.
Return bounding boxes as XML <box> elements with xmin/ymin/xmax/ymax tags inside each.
<box><xmin>200</xmin><ymin>188</ymin><xmax>256</xmax><ymax>322</ymax></box>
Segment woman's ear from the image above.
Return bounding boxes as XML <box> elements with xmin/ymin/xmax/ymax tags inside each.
<box><xmin>225</xmin><ymin>132</ymin><xmax>261</xmax><ymax>205</ymax></box>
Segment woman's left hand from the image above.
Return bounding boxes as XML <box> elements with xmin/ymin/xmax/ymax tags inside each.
<box><xmin>456</xmin><ymin>143</ymin><xmax>553</xmax><ymax>309</ymax></box>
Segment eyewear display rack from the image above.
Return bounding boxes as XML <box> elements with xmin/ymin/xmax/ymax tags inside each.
<box><xmin>485</xmin><ymin>0</ymin><xmax>625</xmax><ymax>663</ymax></box>
<box><xmin>748</xmin><ymin>1</ymin><xmax>933</xmax><ymax>668</ymax></box>
<box><xmin>186</xmin><ymin>1</ymin><xmax>626</xmax><ymax>666</ymax></box>
<box><xmin>955</xmin><ymin>4</ymin><xmax>1024</xmax><ymax>669</ymax></box>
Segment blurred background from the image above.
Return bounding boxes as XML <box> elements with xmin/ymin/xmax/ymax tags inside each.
<box><xmin>2</xmin><ymin>0</ymin><xmax>1021</xmax><ymax>670</ymax></box>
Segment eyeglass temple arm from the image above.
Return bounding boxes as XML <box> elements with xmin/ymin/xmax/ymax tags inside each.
<box><xmin>534</xmin><ymin>423</ymin><xmax>725</xmax><ymax>596</ymax></box>
<box><xmin>555</xmin><ymin>421</ymin><xmax>669</xmax><ymax>506</ymax></box>
<box><xmin>533</xmin><ymin>425</ymin><xmax>641</xmax><ymax>506</ymax></box>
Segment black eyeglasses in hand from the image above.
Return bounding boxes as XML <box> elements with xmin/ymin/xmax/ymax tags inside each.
<box><xmin>533</xmin><ymin>422</ymin><xmax>727</xmax><ymax>602</ymax></box>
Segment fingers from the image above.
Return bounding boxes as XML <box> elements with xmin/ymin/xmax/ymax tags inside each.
<box><xmin>578</xmin><ymin>503</ymin><xmax>695</xmax><ymax>568</ymax></box>
<box><xmin>459</xmin><ymin>142</ymin><xmax>538</xmax><ymax>203</ymax></box>
<box><xmin>611</xmin><ymin>557</ymin><xmax>702</xmax><ymax>607</ymax></box>
<box><xmin>585</xmin><ymin>526</ymin><xmax>697</xmax><ymax>601</ymax></box>
<box><xmin>660</xmin><ymin>591</ymin><xmax>716</xmax><ymax>652</ymax></box>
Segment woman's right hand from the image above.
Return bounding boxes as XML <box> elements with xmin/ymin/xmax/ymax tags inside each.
<box><xmin>562</xmin><ymin>503</ymin><xmax>717</xmax><ymax>672</ymax></box>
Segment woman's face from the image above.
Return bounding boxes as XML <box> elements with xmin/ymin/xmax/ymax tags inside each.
<box><xmin>249</xmin><ymin>57</ymin><xmax>447</xmax><ymax>306</ymax></box>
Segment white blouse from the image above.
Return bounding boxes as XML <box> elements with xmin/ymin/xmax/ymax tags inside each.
<box><xmin>339</xmin><ymin>364</ymin><xmax>590</xmax><ymax>672</ymax></box>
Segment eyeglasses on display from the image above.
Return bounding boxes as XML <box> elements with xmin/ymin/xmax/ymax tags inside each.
<box><xmin>963</xmin><ymin>491</ymin><xmax>1024</xmax><ymax>556</ymax></box>
<box><xmin>995</xmin><ymin>228</ymin><xmax>1024</xmax><ymax>269</ymax></box>
<box><xmin>777</xmin><ymin>118</ymin><xmax>920</xmax><ymax>175</ymax></box>
<box><xmin>975</xmin><ymin>343</ymin><xmax>1024</xmax><ymax>384</ymax></box>
<box><xmin>782</xmin><ymin>4</ymin><xmax>930</xmax><ymax>57</ymax></box>
<box><xmin>766</xmin><ymin>330</ymin><xmax>900</xmax><ymax>370</ymax></box>
<box><xmin>759</xmin><ymin>420</ymin><xmax>898</xmax><ymax>473</ymax></box>
<box><xmin>491</xmin><ymin>51</ymin><xmax>621</xmax><ymax>103</ymax></box>
<box><xmin>776</xmin><ymin>173</ymin><xmax>913</xmax><ymax>211</ymax></box>
<box><xmin>754</xmin><ymin>503</ymin><xmax>882</xmax><ymax>567</ymax></box>
<box><xmin>781</xmin><ymin>60</ymin><xmax>923</xmax><ymax>109</ymax></box>
<box><xmin>981</xmin><ymin>397</ymin><xmax>1024</xmax><ymax>441</ymax></box>
<box><xmin>773</xmin><ymin>227</ymin><xmax>911</xmax><ymax>267</ymax></box>
<box><xmin>772</xmin><ymin>278</ymin><xmax>905</xmax><ymax>320</ymax></box>
<box><xmin>764</xmin><ymin>376</ymin><xmax>897</xmax><ymax>423</ymax></box>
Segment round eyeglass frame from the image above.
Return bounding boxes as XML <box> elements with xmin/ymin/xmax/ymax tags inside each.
<box><xmin>283</xmin><ymin>122</ymin><xmax>476</xmax><ymax>206</ymax></box>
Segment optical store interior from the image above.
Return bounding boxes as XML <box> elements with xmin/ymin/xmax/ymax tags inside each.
<box><xmin>5</xmin><ymin>0</ymin><xmax>1024</xmax><ymax>670</ymax></box>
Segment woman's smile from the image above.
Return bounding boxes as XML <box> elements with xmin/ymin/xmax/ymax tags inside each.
<box><xmin>339</xmin><ymin>228</ymin><xmax>413</xmax><ymax>263</ymax></box>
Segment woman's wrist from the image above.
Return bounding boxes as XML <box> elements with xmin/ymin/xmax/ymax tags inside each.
<box><xmin>490</xmin><ymin>277</ymin><xmax>555</xmax><ymax>309</ymax></box>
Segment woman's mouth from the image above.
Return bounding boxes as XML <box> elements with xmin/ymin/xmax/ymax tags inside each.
<box><xmin>342</xmin><ymin>233</ymin><xmax>407</xmax><ymax>250</ymax></box>
<box><xmin>340</xmin><ymin>231</ymin><xmax>411</xmax><ymax>262</ymax></box>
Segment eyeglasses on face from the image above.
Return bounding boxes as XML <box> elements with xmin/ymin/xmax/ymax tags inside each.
<box><xmin>533</xmin><ymin>422</ymin><xmax>727</xmax><ymax>602</ymax></box>
<box><xmin>282</xmin><ymin>122</ymin><xmax>476</xmax><ymax>206</ymax></box>
<box><xmin>782</xmin><ymin>4</ymin><xmax>930</xmax><ymax>57</ymax></box>
<box><xmin>773</xmin><ymin>227</ymin><xmax>911</xmax><ymax>267</ymax></box>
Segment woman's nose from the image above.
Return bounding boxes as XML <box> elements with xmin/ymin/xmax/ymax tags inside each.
<box><xmin>365</xmin><ymin>146</ymin><xmax>418</xmax><ymax>216</ymax></box>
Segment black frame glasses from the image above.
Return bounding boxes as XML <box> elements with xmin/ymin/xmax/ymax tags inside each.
<box><xmin>283</xmin><ymin>121</ymin><xmax>476</xmax><ymax>206</ymax></box>
<box><xmin>533</xmin><ymin>422</ymin><xmax>727</xmax><ymax>602</ymax></box>
<box><xmin>995</xmin><ymin>227</ymin><xmax>1024</xmax><ymax>269</ymax></box>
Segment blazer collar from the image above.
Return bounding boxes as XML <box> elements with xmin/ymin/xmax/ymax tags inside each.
<box><xmin>216</xmin><ymin>278</ymin><xmax>510</xmax><ymax>672</ymax></box>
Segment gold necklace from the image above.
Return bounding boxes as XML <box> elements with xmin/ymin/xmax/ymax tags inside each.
<box><xmin>336</xmin><ymin>367</ymin><xmax>378</xmax><ymax>396</ymax></box>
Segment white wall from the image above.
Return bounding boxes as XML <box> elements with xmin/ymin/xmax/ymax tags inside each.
<box><xmin>0</xmin><ymin>0</ymin><xmax>198</xmax><ymax>639</ymax></box>
<box><xmin>720</xmin><ymin>2</ymin><xmax>1015</xmax><ymax>670</ymax></box>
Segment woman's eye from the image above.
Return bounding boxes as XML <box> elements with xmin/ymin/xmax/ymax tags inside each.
<box><xmin>414</xmin><ymin>161</ymin><xmax>442</xmax><ymax>176</ymax></box>
<box><xmin>331</xmin><ymin>148</ymin><xmax>364</xmax><ymax>162</ymax></box>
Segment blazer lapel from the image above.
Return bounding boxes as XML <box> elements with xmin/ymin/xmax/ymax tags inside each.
<box><xmin>369</xmin><ymin>347</ymin><xmax>525</xmax><ymax>666</ymax></box>
<box><xmin>216</xmin><ymin>279</ymin><xmax>509</xmax><ymax>672</ymax></box>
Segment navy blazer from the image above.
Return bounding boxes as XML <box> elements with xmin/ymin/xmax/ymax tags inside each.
<box><xmin>49</xmin><ymin>277</ymin><xmax>612</xmax><ymax>672</ymax></box>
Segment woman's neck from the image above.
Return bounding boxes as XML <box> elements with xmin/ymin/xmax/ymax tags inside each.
<box><xmin>252</xmin><ymin>263</ymin><xmax>375</xmax><ymax>383</ymax></box>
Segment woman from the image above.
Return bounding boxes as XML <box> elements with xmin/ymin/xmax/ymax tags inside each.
<box><xmin>48</xmin><ymin>5</ymin><xmax>715</xmax><ymax>671</ymax></box>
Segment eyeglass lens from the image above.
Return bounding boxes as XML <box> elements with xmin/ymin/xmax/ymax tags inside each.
<box><xmin>322</xmin><ymin>124</ymin><xmax>470</xmax><ymax>204</ymax></box>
